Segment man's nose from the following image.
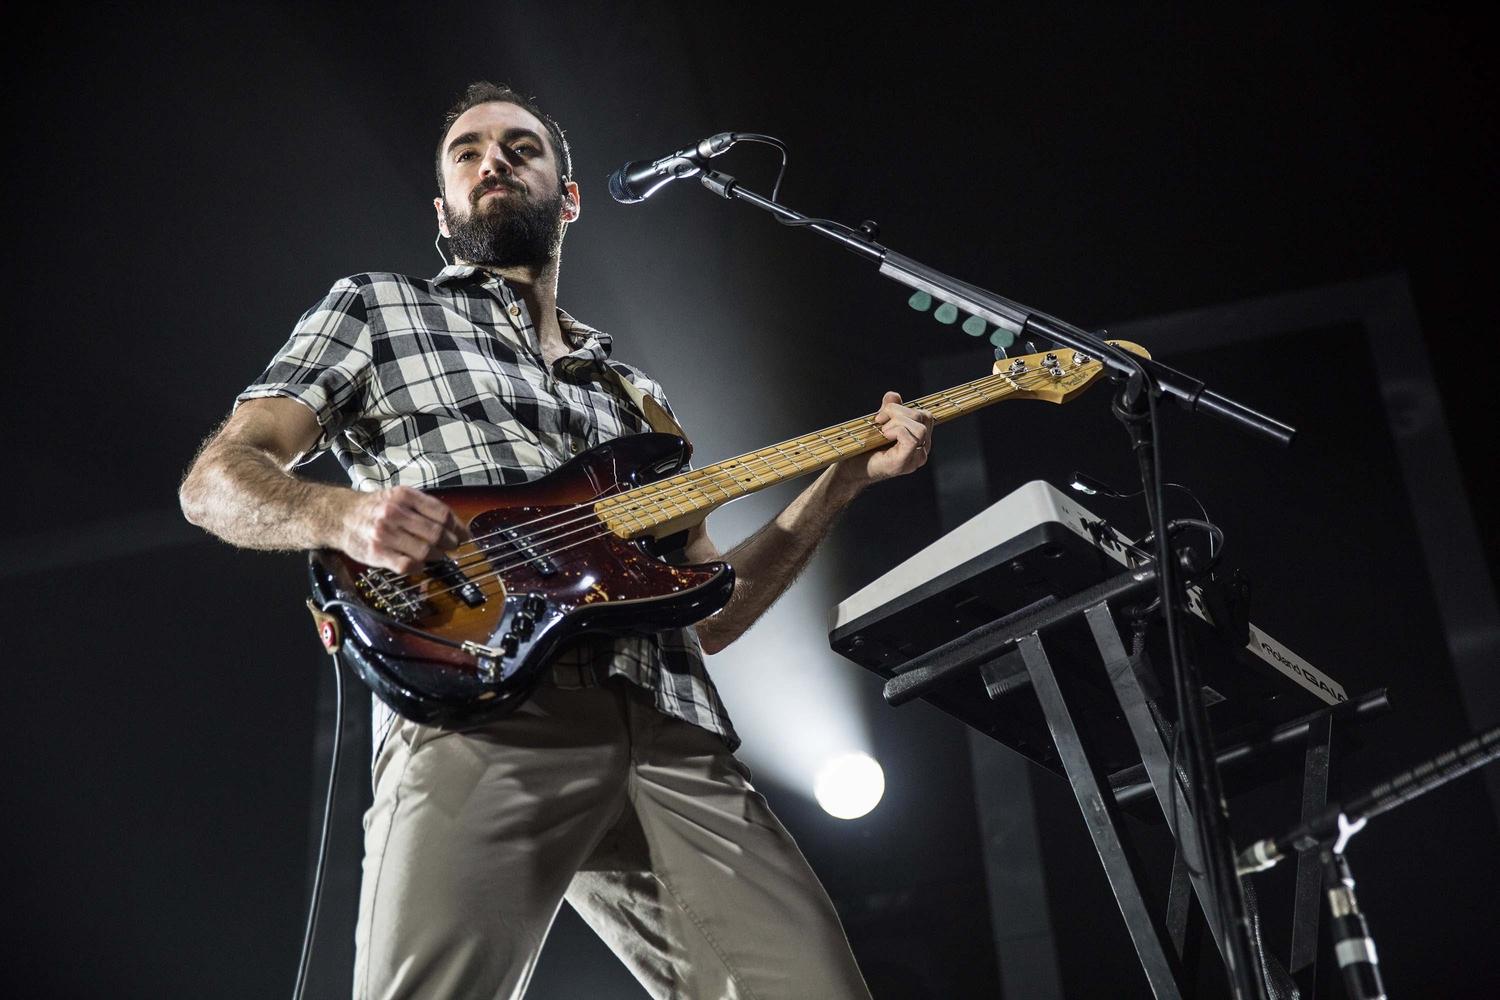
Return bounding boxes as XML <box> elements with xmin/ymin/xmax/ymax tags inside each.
<box><xmin>479</xmin><ymin>142</ymin><xmax>513</xmax><ymax>178</ymax></box>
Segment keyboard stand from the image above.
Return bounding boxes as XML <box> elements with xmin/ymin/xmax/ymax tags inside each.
<box><xmin>883</xmin><ymin>566</ymin><xmax>1387</xmax><ymax>1000</ymax></box>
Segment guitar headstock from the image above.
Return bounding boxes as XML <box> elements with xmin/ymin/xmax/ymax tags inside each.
<box><xmin>992</xmin><ymin>339</ymin><xmax>1151</xmax><ymax>403</ymax></box>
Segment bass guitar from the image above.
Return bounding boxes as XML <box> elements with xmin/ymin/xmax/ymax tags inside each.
<box><xmin>306</xmin><ymin>341</ymin><xmax>1147</xmax><ymax>728</ymax></box>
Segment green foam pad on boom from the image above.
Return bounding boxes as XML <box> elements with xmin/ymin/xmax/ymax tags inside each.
<box><xmin>933</xmin><ymin>302</ymin><xmax>959</xmax><ymax>324</ymax></box>
<box><xmin>907</xmin><ymin>291</ymin><xmax>933</xmax><ymax>311</ymax></box>
<box><xmin>962</xmin><ymin>315</ymin><xmax>987</xmax><ymax>336</ymax></box>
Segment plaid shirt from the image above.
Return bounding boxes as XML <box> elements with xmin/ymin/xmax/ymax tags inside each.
<box><xmin>238</xmin><ymin>265</ymin><xmax>739</xmax><ymax>751</ymax></box>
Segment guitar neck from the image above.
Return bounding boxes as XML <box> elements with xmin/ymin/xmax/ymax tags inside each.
<box><xmin>594</xmin><ymin>368</ymin><xmax>1025</xmax><ymax>539</ymax></box>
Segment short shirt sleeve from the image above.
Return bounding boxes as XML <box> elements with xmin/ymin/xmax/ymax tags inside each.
<box><xmin>236</xmin><ymin>277</ymin><xmax>373</xmax><ymax>456</ymax></box>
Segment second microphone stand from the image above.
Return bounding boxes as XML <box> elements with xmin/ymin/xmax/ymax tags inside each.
<box><xmin>690</xmin><ymin>165</ymin><xmax>1299</xmax><ymax>1000</ymax></box>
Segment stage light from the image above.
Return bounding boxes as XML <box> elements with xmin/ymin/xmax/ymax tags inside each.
<box><xmin>814</xmin><ymin>752</ymin><xmax>885</xmax><ymax>819</ymax></box>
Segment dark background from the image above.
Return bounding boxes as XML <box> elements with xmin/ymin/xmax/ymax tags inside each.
<box><xmin>3</xmin><ymin>3</ymin><xmax>1496</xmax><ymax>998</ymax></box>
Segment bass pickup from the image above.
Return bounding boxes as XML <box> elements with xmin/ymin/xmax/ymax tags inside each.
<box><xmin>426</xmin><ymin>556</ymin><xmax>487</xmax><ymax>607</ymax></box>
<box><xmin>493</xmin><ymin>527</ymin><xmax>558</xmax><ymax>576</ymax></box>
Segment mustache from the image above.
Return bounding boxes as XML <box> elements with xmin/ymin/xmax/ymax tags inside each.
<box><xmin>471</xmin><ymin>176</ymin><xmax>526</xmax><ymax>205</ymax></box>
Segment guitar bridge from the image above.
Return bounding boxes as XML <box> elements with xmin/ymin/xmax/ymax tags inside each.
<box><xmin>355</xmin><ymin>568</ymin><xmax>431</xmax><ymax>623</ymax></box>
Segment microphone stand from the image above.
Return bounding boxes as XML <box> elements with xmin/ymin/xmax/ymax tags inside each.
<box><xmin>692</xmin><ymin>167</ymin><xmax>1299</xmax><ymax>1000</ymax></box>
<box><xmin>1238</xmin><ymin>724</ymin><xmax>1500</xmax><ymax>998</ymax></box>
<box><xmin>697</xmin><ymin>170</ymin><xmax>1297</xmax><ymax>448</ymax></box>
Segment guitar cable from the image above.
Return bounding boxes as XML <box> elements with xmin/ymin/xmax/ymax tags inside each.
<box><xmin>293</xmin><ymin>647</ymin><xmax>345</xmax><ymax>1000</ymax></box>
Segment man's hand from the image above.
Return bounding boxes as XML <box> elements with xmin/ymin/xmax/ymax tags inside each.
<box><xmin>336</xmin><ymin>487</ymin><xmax>469</xmax><ymax>575</ymax></box>
<box><xmin>830</xmin><ymin>391</ymin><xmax>936</xmax><ymax>495</ymax></box>
<box><xmin>692</xmin><ymin>391</ymin><xmax>935</xmax><ymax>654</ymax></box>
<box><xmin>179</xmin><ymin>397</ymin><xmax>468</xmax><ymax>573</ymax></box>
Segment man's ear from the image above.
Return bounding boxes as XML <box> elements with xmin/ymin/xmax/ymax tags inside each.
<box><xmin>433</xmin><ymin>196</ymin><xmax>451</xmax><ymax>238</ymax></box>
<box><xmin>561</xmin><ymin>181</ymin><xmax>581</xmax><ymax>223</ymax></box>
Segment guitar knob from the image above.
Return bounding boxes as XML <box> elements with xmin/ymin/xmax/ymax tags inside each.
<box><xmin>523</xmin><ymin>593</ymin><xmax>547</xmax><ymax>618</ymax></box>
<box><xmin>500</xmin><ymin>633</ymin><xmax>520</xmax><ymax>656</ymax></box>
<box><xmin>512</xmin><ymin>613</ymin><xmax>535</xmax><ymax>639</ymax></box>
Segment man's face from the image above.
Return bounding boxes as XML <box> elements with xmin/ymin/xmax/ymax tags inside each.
<box><xmin>435</xmin><ymin>102</ymin><xmax>580</xmax><ymax>268</ymax></box>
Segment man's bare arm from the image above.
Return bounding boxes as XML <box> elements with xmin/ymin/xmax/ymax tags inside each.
<box><xmin>690</xmin><ymin>392</ymin><xmax>934</xmax><ymax>655</ymax></box>
<box><xmin>178</xmin><ymin>397</ymin><xmax>465</xmax><ymax>573</ymax></box>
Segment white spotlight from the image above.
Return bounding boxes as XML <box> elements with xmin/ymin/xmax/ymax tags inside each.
<box><xmin>814</xmin><ymin>752</ymin><xmax>885</xmax><ymax>820</ymax></box>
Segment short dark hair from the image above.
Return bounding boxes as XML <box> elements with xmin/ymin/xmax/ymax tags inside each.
<box><xmin>435</xmin><ymin>81</ymin><xmax>572</xmax><ymax>197</ymax></box>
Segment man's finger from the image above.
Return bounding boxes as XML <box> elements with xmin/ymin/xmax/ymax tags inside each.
<box><xmin>383</xmin><ymin>505</ymin><xmax>444</xmax><ymax>546</ymax></box>
<box><xmin>371</xmin><ymin>528</ymin><xmax>437</xmax><ymax>574</ymax></box>
<box><xmin>398</xmin><ymin>488</ymin><xmax>458</xmax><ymax>526</ymax></box>
<box><xmin>396</xmin><ymin>506</ymin><xmax>464</xmax><ymax>553</ymax></box>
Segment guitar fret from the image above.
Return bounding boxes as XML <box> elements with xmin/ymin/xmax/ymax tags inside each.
<box><xmin>935</xmin><ymin>390</ymin><xmax>964</xmax><ymax>413</ymax></box>
<box><xmin>786</xmin><ymin>438</ymin><xmax>821</xmax><ymax>467</ymax></box>
<box><xmin>769</xmin><ymin>442</ymin><xmax>810</xmax><ymax>474</ymax></box>
<box><xmin>594</xmin><ymin>349</ymin><xmax>1118</xmax><ymax>538</ymax></box>
<box><xmin>814</xmin><ymin>429</ymin><xmax>850</xmax><ymax>455</ymax></box>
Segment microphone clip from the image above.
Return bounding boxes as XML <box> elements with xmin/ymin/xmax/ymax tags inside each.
<box><xmin>609</xmin><ymin>133</ymin><xmax>740</xmax><ymax>204</ymax></box>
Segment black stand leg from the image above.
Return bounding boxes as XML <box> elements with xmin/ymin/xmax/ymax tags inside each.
<box><xmin>1114</xmin><ymin>381</ymin><xmax>1268</xmax><ymax>1000</ymax></box>
<box><xmin>1018</xmin><ymin>631</ymin><xmax>1185</xmax><ymax>999</ymax></box>
<box><xmin>1167</xmin><ymin>844</ymin><xmax>1205</xmax><ymax>998</ymax></box>
<box><xmin>1290</xmin><ymin>711</ymin><xmax>1333</xmax><ymax>998</ymax></box>
<box><xmin>1085</xmin><ymin>604</ymin><xmax>1231</xmax><ymax>960</ymax></box>
<box><xmin>1167</xmin><ymin>843</ymin><xmax>1193</xmax><ymax>957</ymax></box>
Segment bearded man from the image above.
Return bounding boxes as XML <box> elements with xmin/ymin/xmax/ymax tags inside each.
<box><xmin>179</xmin><ymin>81</ymin><xmax>934</xmax><ymax>1000</ymax></box>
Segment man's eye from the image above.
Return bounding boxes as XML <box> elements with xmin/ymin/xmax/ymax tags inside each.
<box><xmin>456</xmin><ymin>151</ymin><xmax>475</xmax><ymax>161</ymax></box>
<box><xmin>513</xmin><ymin>145</ymin><xmax>537</xmax><ymax>157</ymax></box>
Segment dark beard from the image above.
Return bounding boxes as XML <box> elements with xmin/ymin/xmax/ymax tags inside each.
<box><xmin>446</xmin><ymin>180</ymin><xmax>566</xmax><ymax>268</ymax></box>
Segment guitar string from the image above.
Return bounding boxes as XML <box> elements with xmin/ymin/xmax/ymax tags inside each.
<box><xmin>370</xmin><ymin>364</ymin><xmax>1062</xmax><ymax>605</ymax></box>
<box><xmin>377</xmin><ymin>366</ymin><xmax>1079</xmax><ymax>609</ymax></box>
<box><xmin>375</xmin><ymin>366</ymin><xmax>1046</xmax><ymax>601</ymax></box>
<box><xmin>381</xmin><ymin>364</ymin><xmax>1072</xmax><ymax>607</ymax></box>
<box><xmin>427</xmin><ymin>376</ymin><xmax>998</xmax><ymax>573</ymax></box>
<box><xmin>384</xmin><ymin>363</ymin><xmax>1046</xmax><ymax>595</ymax></box>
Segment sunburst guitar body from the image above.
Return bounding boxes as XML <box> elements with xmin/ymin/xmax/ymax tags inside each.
<box><xmin>307</xmin><ymin>341</ymin><xmax>1148</xmax><ymax>728</ymax></box>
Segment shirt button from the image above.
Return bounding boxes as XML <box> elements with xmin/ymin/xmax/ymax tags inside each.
<box><xmin>508</xmin><ymin>304</ymin><xmax>520</xmax><ymax>316</ymax></box>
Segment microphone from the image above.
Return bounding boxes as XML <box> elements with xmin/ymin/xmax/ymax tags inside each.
<box><xmin>608</xmin><ymin>132</ymin><xmax>738</xmax><ymax>204</ymax></box>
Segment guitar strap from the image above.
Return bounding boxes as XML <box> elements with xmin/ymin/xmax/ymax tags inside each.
<box><xmin>592</xmin><ymin>362</ymin><xmax>689</xmax><ymax>440</ymax></box>
<box><xmin>529</xmin><ymin>296</ymin><xmax>686</xmax><ymax>441</ymax></box>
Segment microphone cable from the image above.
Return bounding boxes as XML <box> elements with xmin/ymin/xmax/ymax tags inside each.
<box><xmin>724</xmin><ymin>133</ymin><xmax>875</xmax><ymax>241</ymax></box>
<box><xmin>726</xmin><ymin>133</ymin><xmax>788</xmax><ymax>202</ymax></box>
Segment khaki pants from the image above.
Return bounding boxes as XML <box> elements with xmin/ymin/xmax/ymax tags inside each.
<box><xmin>353</xmin><ymin>679</ymin><xmax>873</xmax><ymax>1000</ymax></box>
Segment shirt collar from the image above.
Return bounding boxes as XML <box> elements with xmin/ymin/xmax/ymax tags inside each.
<box><xmin>432</xmin><ymin>265</ymin><xmax>614</xmax><ymax>360</ymax></box>
<box><xmin>432</xmin><ymin>263</ymin><xmax>487</xmax><ymax>287</ymax></box>
<box><xmin>556</xmin><ymin>307</ymin><xmax>613</xmax><ymax>364</ymax></box>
